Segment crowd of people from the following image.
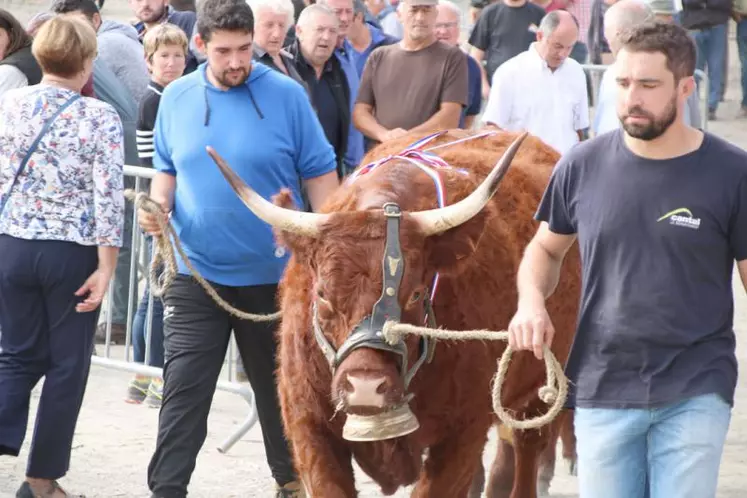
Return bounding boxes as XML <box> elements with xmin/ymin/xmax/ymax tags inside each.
<box><xmin>1</xmin><ymin>0</ymin><xmax>747</xmax><ymax>497</ymax></box>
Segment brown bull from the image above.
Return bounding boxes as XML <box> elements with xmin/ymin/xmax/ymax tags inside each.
<box><xmin>209</xmin><ymin>129</ymin><xmax>581</xmax><ymax>498</ymax></box>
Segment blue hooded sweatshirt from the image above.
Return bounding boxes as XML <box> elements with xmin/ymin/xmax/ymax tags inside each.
<box><xmin>352</xmin><ymin>22</ymin><xmax>400</xmax><ymax>77</ymax></box>
<box><xmin>153</xmin><ymin>62</ymin><xmax>337</xmax><ymax>286</ymax></box>
<box><xmin>335</xmin><ymin>40</ymin><xmax>365</xmax><ymax>172</ymax></box>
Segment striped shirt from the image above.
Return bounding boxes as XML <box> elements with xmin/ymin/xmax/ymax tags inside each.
<box><xmin>136</xmin><ymin>81</ymin><xmax>164</xmax><ymax>167</ymax></box>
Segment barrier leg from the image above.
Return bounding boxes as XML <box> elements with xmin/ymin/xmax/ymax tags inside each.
<box><xmin>89</xmin><ymin>357</ymin><xmax>259</xmax><ymax>455</ymax></box>
<box><xmin>216</xmin><ymin>384</ymin><xmax>258</xmax><ymax>454</ymax></box>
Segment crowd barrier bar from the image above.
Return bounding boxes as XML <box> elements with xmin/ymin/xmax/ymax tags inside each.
<box><xmin>90</xmin><ymin>164</ymin><xmax>258</xmax><ymax>455</ymax></box>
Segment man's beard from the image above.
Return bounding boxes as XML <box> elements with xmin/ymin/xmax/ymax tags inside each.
<box><xmin>620</xmin><ymin>95</ymin><xmax>677</xmax><ymax>141</ymax></box>
<box><xmin>140</xmin><ymin>6</ymin><xmax>167</xmax><ymax>24</ymax></box>
<box><xmin>215</xmin><ymin>68</ymin><xmax>250</xmax><ymax>88</ymax></box>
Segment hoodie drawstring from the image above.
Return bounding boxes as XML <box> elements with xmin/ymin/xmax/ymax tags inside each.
<box><xmin>203</xmin><ymin>67</ymin><xmax>265</xmax><ymax>127</ymax></box>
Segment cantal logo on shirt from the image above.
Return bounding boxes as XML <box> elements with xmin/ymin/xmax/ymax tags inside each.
<box><xmin>657</xmin><ymin>207</ymin><xmax>701</xmax><ymax>230</ymax></box>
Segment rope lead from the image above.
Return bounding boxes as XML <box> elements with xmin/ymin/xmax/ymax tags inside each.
<box><xmin>124</xmin><ymin>189</ymin><xmax>281</xmax><ymax>322</ymax></box>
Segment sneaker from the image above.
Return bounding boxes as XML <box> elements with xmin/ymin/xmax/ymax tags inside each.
<box><xmin>275</xmin><ymin>481</ymin><xmax>306</xmax><ymax>498</ymax></box>
<box><xmin>126</xmin><ymin>376</ymin><xmax>151</xmax><ymax>404</ymax></box>
<box><xmin>145</xmin><ymin>378</ymin><xmax>163</xmax><ymax>408</ymax></box>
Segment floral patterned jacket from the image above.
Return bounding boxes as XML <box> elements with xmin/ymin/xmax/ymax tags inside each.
<box><xmin>0</xmin><ymin>84</ymin><xmax>125</xmax><ymax>247</ymax></box>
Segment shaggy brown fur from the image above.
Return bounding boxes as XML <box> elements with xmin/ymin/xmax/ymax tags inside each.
<box><xmin>272</xmin><ymin>129</ymin><xmax>581</xmax><ymax>498</ymax></box>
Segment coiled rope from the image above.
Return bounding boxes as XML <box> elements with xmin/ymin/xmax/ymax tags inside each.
<box><xmin>382</xmin><ymin>322</ymin><xmax>568</xmax><ymax>430</ymax></box>
<box><xmin>124</xmin><ymin>189</ymin><xmax>281</xmax><ymax>322</ymax></box>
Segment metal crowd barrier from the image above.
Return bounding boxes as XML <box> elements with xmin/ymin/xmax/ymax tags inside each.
<box><xmin>581</xmin><ymin>64</ymin><xmax>710</xmax><ymax>132</ymax></box>
<box><xmin>90</xmin><ymin>164</ymin><xmax>258</xmax><ymax>455</ymax></box>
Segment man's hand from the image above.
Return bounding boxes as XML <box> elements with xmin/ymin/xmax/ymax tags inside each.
<box><xmin>138</xmin><ymin>202</ymin><xmax>170</xmax><ymax>236</ymax></box>
<box><xmin>379</xmin><ymin>128</ymin><xmax>409</xmax><ymax>142</ymax></box>
<box><xmin>507</xmin><ymin>302</ymin><xmax>556</xmax><ymax>360</ymax></box>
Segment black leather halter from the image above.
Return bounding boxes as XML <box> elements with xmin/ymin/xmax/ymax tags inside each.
<box><xmin>312</xmin><ymin>202</ymin><xmax>435</xmax><ymax>388</ymax></box>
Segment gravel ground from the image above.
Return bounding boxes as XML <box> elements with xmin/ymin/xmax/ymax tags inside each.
<box><xmin>2</xmin><ymin>1</ymin><xmax>747</xmax><ymax>496</ymax></box>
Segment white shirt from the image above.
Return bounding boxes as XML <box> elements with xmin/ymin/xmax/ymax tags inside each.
<box><xmin>482</xmin><ymin>43</ymin><xmax>590</xmax><ymax>155</ymax></box>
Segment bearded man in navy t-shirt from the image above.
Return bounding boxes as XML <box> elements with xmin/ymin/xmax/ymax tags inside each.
<box><xmin>508</xmin><ymin>21</ymin><xmax>747</xmax><ymax>498</ymax></box>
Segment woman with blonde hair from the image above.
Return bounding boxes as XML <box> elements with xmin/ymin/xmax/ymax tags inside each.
<box><xmin>0</xmin><ymin>14</ymin><xmax>124</xmax><ymax>498</ymax></box>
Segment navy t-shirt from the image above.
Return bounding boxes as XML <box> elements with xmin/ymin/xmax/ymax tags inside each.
<box><xmin>536</xmin><ymin>129</ymin><xmax>747</xmax><ymax>409</ymax></box>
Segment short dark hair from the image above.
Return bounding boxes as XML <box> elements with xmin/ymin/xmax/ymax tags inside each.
<box><xmin>197</xmin><ymin>0</ymin><xmax>254</xmax><ymax>43</ymax></box>
<box><xmin>618</xmin><ymin>21</ymin><xmax>696</xmax><ymax>81</ymax></box>
<box><xmin>0</xmin><ymin>9</ymin><xmax>33</xmax><ymax>57</ymax></box>
<box><xmin>50</xmin><ymin>0</ymin><xmax>100</xmax><ymax>19</ymax></box>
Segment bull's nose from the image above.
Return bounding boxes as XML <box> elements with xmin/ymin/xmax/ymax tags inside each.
<box><xmin>344</xmin><ymin>374</ymin><xmax>387</xmax><ymax>408</ymax></box>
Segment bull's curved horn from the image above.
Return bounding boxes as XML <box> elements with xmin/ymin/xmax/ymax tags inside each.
<box><xmin>410</xmin><ymin>131</ymin><xmax>529</xmax><ymax>236</ymax></box>
<box><xmin>207</xmin><ymin>146</ymin><xmax>329</xmax><ymax>237</ymax></box>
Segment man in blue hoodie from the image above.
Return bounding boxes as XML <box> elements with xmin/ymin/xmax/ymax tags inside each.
<box><xmin>136</xmin><ymin>1</ymin><xmax>338</xmax><ymax>496</ymax></box>
<box><xmin>347</xmin><ymin>0</ymin><xmax>400</xmax><ymax>76</ymax></box>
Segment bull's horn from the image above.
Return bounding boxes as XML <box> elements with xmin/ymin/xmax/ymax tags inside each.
<box><xmin>410</xmin><ymin>131</ymin><xmax>528</xmax><ymax>236</ymax></box>
<box><xmin>207</xmin><ymin>146</ymin><xmax>329</xmax><ymax>237</ymax></box>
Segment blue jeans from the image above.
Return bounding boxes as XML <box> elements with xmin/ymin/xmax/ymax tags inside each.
<box><xmin>693</xmin><ymin>23</ymin><xmax>727</xmax><ymax>112</ymax></box>
<box><xmin>737</xmin><ymin>20</ymin><xmax>747</xmax><ymax>108</ymax></box>
<box><xmin>132</xmin><ymin>238</ymin><xmax>165</xmax><ymax>368</ymax></box>
<box><xmin>574</xmin><ymin>393</ymin><xmax>731</xmax><ymax>498</ymax></box>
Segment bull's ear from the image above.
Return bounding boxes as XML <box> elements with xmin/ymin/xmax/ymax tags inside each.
<box><xmin>270</xmin><ymin>189</ymin><xmax>310</xmax><ymax>254</ymax></box>
<box><xmin>424</xmin><ymin>210</ymin><xmax>489</xmax><ymax>275</ymax></box>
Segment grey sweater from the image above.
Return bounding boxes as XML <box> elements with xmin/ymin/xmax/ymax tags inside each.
<box><xmin>97</xmin><ymin>20</ymin><xmax>150</xmax><ymax>105</ymax></box>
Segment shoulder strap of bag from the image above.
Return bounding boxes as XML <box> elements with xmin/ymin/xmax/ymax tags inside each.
<box><xmin>0</xmin><ymin>93</ymin><xmax>81</xmax><ymax>218</ymax></box>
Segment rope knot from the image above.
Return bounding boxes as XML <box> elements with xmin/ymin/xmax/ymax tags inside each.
<box><xmin>538</xmin><ymin>385</ymin><xmax>558</xmax><ymax>404</ymax></box>
<box><xmin>382</xmin><ymin>321</ymin><xmax>401</xmax><ymax>345</ymax></box>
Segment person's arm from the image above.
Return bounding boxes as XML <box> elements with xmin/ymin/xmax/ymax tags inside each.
<box><xmin>139</xmin><ymin>94</ymin><xmax>177</xmax><ymax>234</ymax></box>
<box><xmin>508</xmin><ymin>156</ymin><xmax>578</xmax><ymax>359</ymax></box>
<box><xmin>464</xmin><ymin>57</ymin><xmax>483</xmax><ymax>128</ymax></box>
<box><xmin>92</xmin><ymin>108</ymin><xmax>126</xmax><ymax>249</ymax></box>
<box><xmin>468</xmin><ymin>10</ymin><xmax>492</xmax><ymax>99</ymax></box>
<box><xmin>574</xmin><ymin>67</ymin><xmax>591</xmax><ymax>140</ymax></box>
<box><xmin>408</xmin><ymin>49</ymin><xmax>468</xmax><ymax>133</ymax></box>
<box><xmin>136</xmin><ymin>93</ymin><xmax>159</xmax><ymax>168</ymax></box>
<box><xmin>76</xmin><ymin>107</ymin><xmax>125</xmax><ymax>313</ymax></box>
<box><xmin>305</xmin><ymin>172</ymin><xmax>340</xmax><ymax>211</ymax></box>
<box><xmin>731</xmin><ymin>177</ymin><xmax>747</xmax><ymax>294</ymax></box>
<box><xmin>0</xmin><ymin>65</ymin><xmax>28</xmax><ymax>98</ymax></box>
<box><xmin>516</xmin><ymin>224</ymin><xmax>577</xmax><ymax>308</ymax></box>
<box><xmin>481</xmin><ymin>64</ymin><xmax>512</xmax><ymax>128</ymax></box>
<box><xmin>295</xmin><ymin>88</ymin><xmax>340</xmax><ymax>210</ymax></box>
<box><xmin>352</xmin><ymin>52</ymin><xmax>407</xmax><ymax>142</ymax></box>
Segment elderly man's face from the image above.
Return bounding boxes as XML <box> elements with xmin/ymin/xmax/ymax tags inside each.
<box><xmin>129</xmin><ymin>0</ymin><xmax>169</xmax><ymax>23</ymax></box>
<box><xmin>254</xmin><ymin>7</ymin><xmax>290</xmax><ymax>56</ymax></box>
<box><xmin>297</xmin><ymin>12</ymin><xmax>339</xmax><ymax>66</ymax></box>
<box><xmin>435</xmin><ymin>5</ymin><xmax>460</xmax><ymax>45</ymax></box>
<box><xmin>325</xmin><ymin>0</ymin><xmax>354</xmax><ymax>38</ymax></box>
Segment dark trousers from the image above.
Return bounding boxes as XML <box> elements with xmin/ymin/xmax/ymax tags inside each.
<box><xmin>147</xmin><ymin>275</ymin><xmax>296</xmax><ymax>498</ymax></box>
<box><xmin>0</xmin><ymin>235</ymin><xmax>98</xmax><ymax>479</ymax></box>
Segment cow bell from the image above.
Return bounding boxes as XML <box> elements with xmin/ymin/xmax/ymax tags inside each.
<box><xmin>342</xmin><ymin>402</ymin><xmax>420</xmax><ymax>442</ymax></box>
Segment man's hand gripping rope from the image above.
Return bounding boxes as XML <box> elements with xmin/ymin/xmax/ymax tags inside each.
<box><xmin>125</xmin><ymin>189</ymin><xmax>281</xmax><ymax>322</ymax></box>
<box><xmin>382</xmin><ymin>322</ymin><xmax>569</xmax><ymax>430</ymax></box>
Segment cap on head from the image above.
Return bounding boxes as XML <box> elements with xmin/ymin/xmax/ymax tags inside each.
<box><xmin>646</xmin><ymin>0</ymin><xmax>675</xmax><ymax>14</ymax></box>
<box><xmin>405</xmin><ymin>0</ymin><xmax>438</xmax><ymax>6</ymax></box>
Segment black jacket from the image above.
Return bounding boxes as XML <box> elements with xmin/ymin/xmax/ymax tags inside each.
<box><xmin>0</xmin><ymin>46</ymin><xmax>42</xmax><ymax>87</ymax></box>
<box><xmin>287</xmin><ymin>40</ymin><xmax>351</xmax><ymax>179</ymax></box>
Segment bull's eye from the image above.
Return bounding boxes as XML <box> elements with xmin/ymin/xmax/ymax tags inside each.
<box><xmin>408</xmin><ymin>291</ymin><xmax>423</xmax><ymax>304</ymax></box>
<box><xmin>316</xmin><ymin>288</ymin><xmax>333</xmax><ymax>314</ymax></box>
